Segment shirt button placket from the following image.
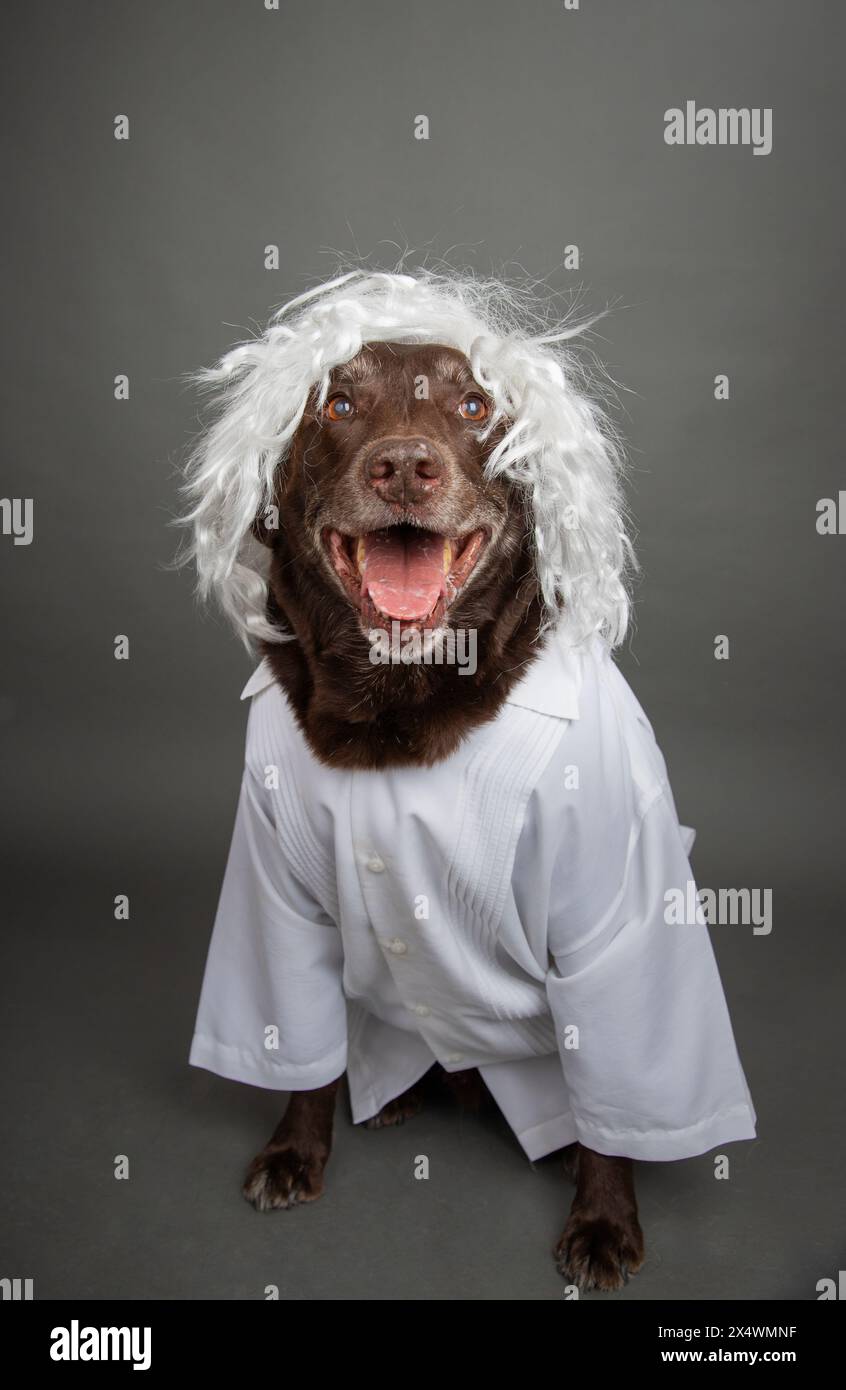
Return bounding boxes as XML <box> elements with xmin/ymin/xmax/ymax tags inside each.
<box><xmin>353</xmin><ymin>779</ymin><xmax>437</xmax><ymax>1036</ymax></box>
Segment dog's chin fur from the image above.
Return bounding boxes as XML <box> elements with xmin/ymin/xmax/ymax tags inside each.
<box><xmin>260</xmin><ymin>519</ymin><xmax>545</xmax><ymax>771</ymax></box>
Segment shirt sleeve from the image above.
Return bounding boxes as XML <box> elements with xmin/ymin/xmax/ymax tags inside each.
<box><xmin>189</xmin><ymin>753</ymin><xmax>349</xmax><ymax>1092</ymax></box>
<box><xmin>544</xmin><ymin>788</ymin><xmax>756</xmax><ymax>1161</ymax></box>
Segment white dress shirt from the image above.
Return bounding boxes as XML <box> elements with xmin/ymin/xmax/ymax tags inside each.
<box><xmin>189</xmin><ymin>633</ymin><xmax>756</xmax><ymax>1162</ymax></box>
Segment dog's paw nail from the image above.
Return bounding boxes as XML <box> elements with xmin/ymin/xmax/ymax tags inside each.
<box><xmin>242</xmin><ymin>1146</ymin><xmax>326</xmax><ymax>1211</ymax></box>
<box><xmin>554</xmin><ymin>1215</ymin><xmax>644</xmax><ymax>1293</ymax></box>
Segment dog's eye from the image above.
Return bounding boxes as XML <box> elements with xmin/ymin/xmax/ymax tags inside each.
<box><xmin>324</xmin><ymin>394</ymin><xmax>355</xmax><ymax>422</ymax></box>
<box><xmin>458</xmin><ymin>394</ymin><xmax>489</xmax><ymax>422</ymax></box>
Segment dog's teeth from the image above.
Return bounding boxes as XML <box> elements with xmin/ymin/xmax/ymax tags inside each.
<box><xmin>443</xmin><ymin>540</ymin><xmax>453</xmax><ymax>573</ymax></box>
<box><xmin>356</xmin><ymin>538</ymin><xmax>366</xmax><ymax>574</ymax></box>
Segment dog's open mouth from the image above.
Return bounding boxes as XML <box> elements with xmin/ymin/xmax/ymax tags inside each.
<box><xmin>324</xmin><ymin>524</ymin><xmax>488</xmax><ymax>631</ymax></box>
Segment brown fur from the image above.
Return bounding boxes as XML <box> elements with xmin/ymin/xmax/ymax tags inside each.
<box><xmin>242</xmin><ymin>341</ymin><xmax>644</xmax><ymax>1290</ymax></box>
<box><xmin>256</xmin><ymin>342</ymin><xmax>545</xmax><ymax>769</ymax></box>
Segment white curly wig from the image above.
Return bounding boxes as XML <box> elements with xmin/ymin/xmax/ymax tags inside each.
<box><xmin>180</xmin><ymin>267</ymin><xmax>635</xmax><ymax>649</ymax></box>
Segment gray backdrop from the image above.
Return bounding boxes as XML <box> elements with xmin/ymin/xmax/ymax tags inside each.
<box><xmin>1</xmin><ymin>0</ymin><xmax>843</xmax><ymax>1300</ymax></box>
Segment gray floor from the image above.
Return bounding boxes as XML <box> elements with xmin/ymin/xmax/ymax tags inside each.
<box><xmin>2</xmin><ymin>815</ymin><xmax>842</xmax><ymax>1301</ymax></box>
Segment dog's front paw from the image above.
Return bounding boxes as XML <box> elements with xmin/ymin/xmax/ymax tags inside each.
<box><xmin>242</xmin><ymin>1143</ymin><xmax>328</xmax><ymax>1212</ymax></box>
<box><xmin>554</xmin><ymin>1211</ymin><xmax>644</xmax><ymax>1292</ymax></box>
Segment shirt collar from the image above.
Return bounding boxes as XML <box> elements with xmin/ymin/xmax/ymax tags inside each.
<box><xmin>241</xmin><ymin>630</ymin><xmax>586</xmax><ymax>720</ymax></box>
<box><xmin>500</xmin><ymin>631</ymin><xmax>583</xmax><ymax>720</ymax></box>
<box><xmin>240</xmin><ymin>660</ymin><xmax>275</xmax><ymax>700</ymax></box>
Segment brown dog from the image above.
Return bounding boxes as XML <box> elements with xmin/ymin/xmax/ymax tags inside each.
<box><xmin>237</xmin><ymin>341</ymin><xmax>644</xmax><ymax>1291</ymax></box>
<box><xmin>187</xmin><ymin>272</ymin><xmax>756</xmax><ymax>1295</ymax></box>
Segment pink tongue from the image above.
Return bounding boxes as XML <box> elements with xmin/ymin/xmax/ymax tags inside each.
<box><xmin>361</xmin><ymin>531</ymin><xmax>445</xmax><ymax>620</ymax></box>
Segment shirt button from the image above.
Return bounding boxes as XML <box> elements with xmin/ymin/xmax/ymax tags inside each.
<box><xmin>381</xmin><ymin>937</ymin><xmax>408</xmax><ymax>955</ymax></box>
<box><xmin>365</xmin><ymin>854</ymin><xmax>386</xmax><ymax>873</ymax></box>
<box><xmin>445</xmin><ymin>1052</ymin><xmax>464</xmax><ymax>1064</ymax></box>
<box><xmin>410</xmin><ymin>1003</ymin><xmax>431</xmax><ymax>1017</ymax></box>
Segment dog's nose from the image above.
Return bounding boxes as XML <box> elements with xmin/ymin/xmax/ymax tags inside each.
<box><xmin>364</xmin><ymin>437</ymin><xmax>445</xmax><ymax>505</ymax></box>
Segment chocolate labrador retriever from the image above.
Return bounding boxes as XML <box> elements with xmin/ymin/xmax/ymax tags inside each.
<box><xmin>238</xmin><ymin>341</ymin><xmax>643</xmax><ymax>1291</ymax></box>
